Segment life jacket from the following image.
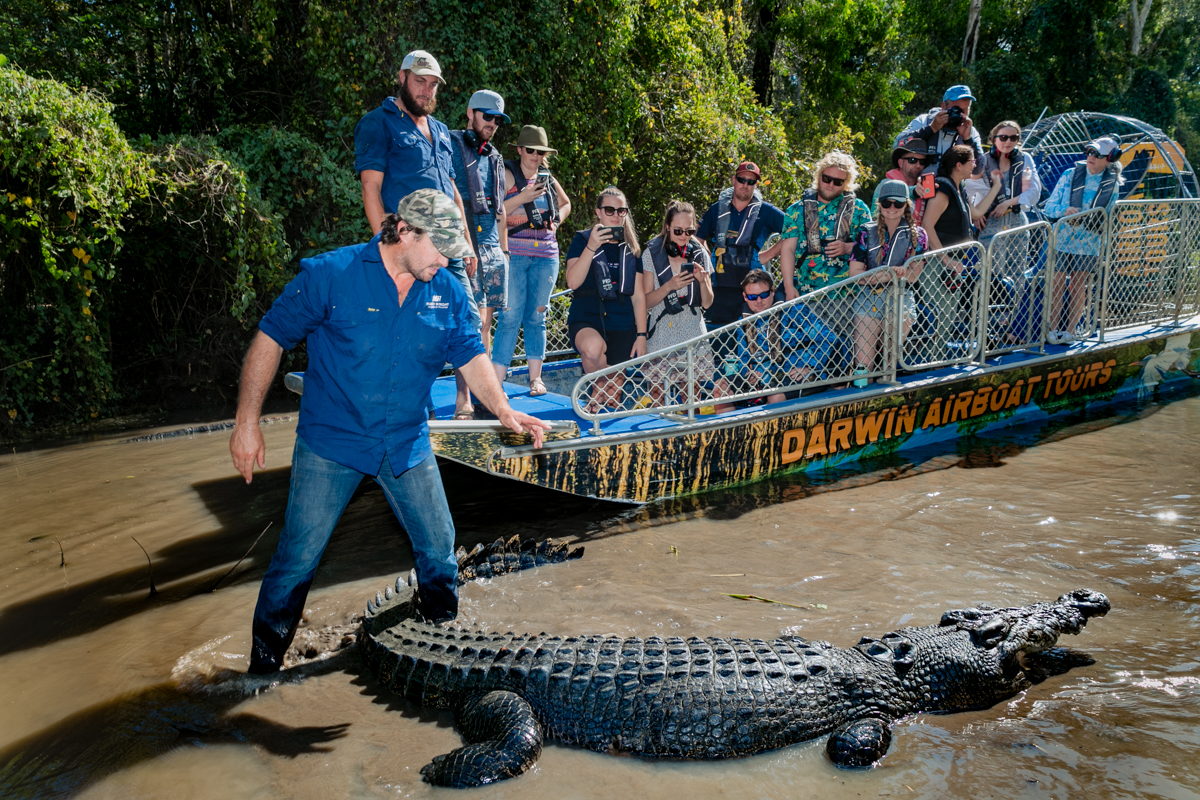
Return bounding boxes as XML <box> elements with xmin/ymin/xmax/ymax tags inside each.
<box><xmin>448</xmin><ymin>131</ymin><xmax>503</xmax><ymax>253</ymax></box>
<box><xmin>800</xmin><ymin>188</ymin><xmax>858</xmax><ymax>256</ymax></box>
<box><xmin>860</xmin><ymin>222</ymin><xmax>916</xmax><ymax>271</ymax></box>
<box><xmin>646</xmin><ymin>236</ymin><xmax>704</xmax><ymax>339</ymax></box>
<box><xmin>576</xmin><ymin>233</ymin><xmax>638</xmax><ymax>300</ymax></box>
<box><xmin>934</xmin><ymin>176</ymin><xmax>972</xmax><ymax>244</ymax></box>
<box><xmin>1068</xmin><ymin>161</ymin><xmax>1119</xmax><ymax>212</ymax></box>
<box><xmin>712</xmin><ymin>186</ymin><xmax>762</xmax><ymax>286</ymax></box>
<box><xmin>982</xmin><ymin>149</ymin><xmax>1027</xmax><ymax>214</ymax></box>
<box><xmin>505</xmin><ymin>159</ymin><xmax>560</xmax><ymax>236</ymax></box>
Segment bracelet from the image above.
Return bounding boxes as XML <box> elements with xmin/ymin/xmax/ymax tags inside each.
<box><xmin>636</xmin><ymin>332</ymin><xmax>647</xmax><ymax>338</ymax></box>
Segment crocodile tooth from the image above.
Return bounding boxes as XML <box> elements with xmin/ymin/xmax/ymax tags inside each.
<box><xmin>408</xmin><ymin>569</ymin><xmax>419</xmax><ymax>588</ymax></box>
<box><xmin>376</xmin><ymin>591</ymin><xmax>385</xmax><ymax>608</ymax></box>
<box><xmin>385</xmin><ymin>586</ymin><xmax>393</xmax><ymax>600</ymax></box>
<box><xmin>364</xmin><ymin>605</ymin><xmax>371</xmax><ymax>618</ymax></box>
<box><xmin>396</xmin><ymin>576</ymin><xmax>404</xmax><ymax>593</ymax></box>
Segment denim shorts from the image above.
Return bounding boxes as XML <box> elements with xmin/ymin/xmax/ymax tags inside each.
<box><xmin>853</xmin><ymin>287</ymin><xmax>916</xmax><ymax>321</ymax></box>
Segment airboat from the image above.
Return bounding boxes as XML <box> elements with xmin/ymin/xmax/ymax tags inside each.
<box><xmin>288</xmin><ymin>112</ymin><xmax>1200</xmax><ymax>504</ymax></box>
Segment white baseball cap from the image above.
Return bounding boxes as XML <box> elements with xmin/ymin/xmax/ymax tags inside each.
<box><xmin>401</xmin><ymin>50</ymin><xmax>444</xmax><ymax>83</ymax></box>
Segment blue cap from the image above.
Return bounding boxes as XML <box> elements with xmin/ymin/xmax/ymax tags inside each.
<box><xmin>467</xmin><ymin>89</ymin><xmax>510</xmax><ymax>123</ymax></box>
<box><xmin>943</xmin><ymin>84</ymin><xmax>976</xmax><ymax>103</ymax></box>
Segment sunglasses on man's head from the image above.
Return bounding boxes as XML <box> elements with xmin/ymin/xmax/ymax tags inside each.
<box><xmin>994</xmin><ymin>134</ymin><xmax>1020</xmax><ymax>142</ymax></box>
<box><xmin>735</xmin><ymin>176</ymin><xmax>758</xmax><ymax>186</ymax></box>
<box><xmin>743</xmin><ymin>290</ymin><xmax>773</xmax><ymax>301</ymax></box>
<box><xmin>879</xmin><ymin>198</ymin><xmax>907</xmax><ymax>210</ymax></box>
<box><xmin>671</xmin><ymin>227</ymin><xmax>696</xmax><ymax>237</ymax></box>
<box><xmin>901</xmin><ymin>156</ymin><xmax>927</xmax><ymax>165</ymax></box>
<box><xmin>821</xmin><ymin>174</ymin><xmax>846</xmax><ymax>187</ymax></box>
<box><xmin>599</xmin><ymin>206</ymin><xmax>629</xmax><ymax>217</ymax></box>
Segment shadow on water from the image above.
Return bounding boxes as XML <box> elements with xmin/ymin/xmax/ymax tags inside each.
<box><xmin>0</xmin><ymin>652</ymin><xmax>357</xmax><ymax>799</ymax></box>
<box><xmin>0</xmin><ymin>459</ymin><xmax>624</xmax><ymax>659</ymax></box>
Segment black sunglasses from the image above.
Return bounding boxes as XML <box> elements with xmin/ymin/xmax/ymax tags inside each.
<box><xmin>523</xmin><ymin>147</ymin><xmax>545</xmax><ymax>155</ymax></box>
<box><xmin>735</xmin><ymin>176</ymin><xmax>758</xmax><ymax>186</ymax></box>
<box><xmin>1085</xmin><ymin>147</ymin><xmax>1103</xmax><ymax>158</ymax></box>
<box><xmin>480</xmin><ymin>112</ymin><xmax>503</xmax><ymax>122</ymax></box>
<box><xmin>994</xmin><ymin>134</ymin><xmax>1020</xmax><ymax>142</ymax></box>
<box><xmin>879</xmin><ymin>198</ymin><xmax>907</xmax><ymax>209</ymax></box>
<box><xmin>599</xmin><ymin>206</ymin><xmax>629</xmax><ymax>217</ymax></box>
<box><xmin>821</xmin><ymin>174</ymin><xmax>846</xmax><ymax>187</ymax></box>
<box><xmin>671</xmin><ymin>227</ymin><xmax>696</xmax><ymax>236</ymax></box>
<box><xmin>743</xmin><ymin>289</ymin><xmax>773</xmax><ymax>301</ymax></box>
<box><xmin>901</xmin><ymin>156</ymin><xmax>928</xmax><ymax>165</ymax></box>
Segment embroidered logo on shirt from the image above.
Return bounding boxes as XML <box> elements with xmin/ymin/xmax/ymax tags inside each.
<box><xmin>426</xmin><ymin>296</ymin><xmax>450</xmax><ymax>310</ymax></box>
<box><xmin>368</xmin><ymin>307</ymin><xmax>379</xmax><ymax>312</ymax></box>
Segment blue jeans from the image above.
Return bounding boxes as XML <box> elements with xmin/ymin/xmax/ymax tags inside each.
<box><xmin>445</xmin><ymin>257</ymin><xmax>481</xmax><ymax>332</ymax></box>
<box><xmin>249</xmin><ymin>436</ymin><xmax>459</xmax><ymax>673</ymax></box>
<box><xmin>491</xmin><ymin>253</ymin><xmax>559</xmax><ymax>368</ymax></box>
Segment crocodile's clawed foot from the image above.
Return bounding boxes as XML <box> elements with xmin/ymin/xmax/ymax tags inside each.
<box><xmin>420</xmin><ymin>690</ymin><xmax>543</xmax><ymax>787</ymax></box>
<box><xmin>826</xmin><ymin>717</ymin><xmax>892</xmax><ymax>768</ymax></box>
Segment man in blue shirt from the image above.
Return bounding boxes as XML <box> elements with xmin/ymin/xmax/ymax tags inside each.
<box><xmin>229</xmin><ymin>189</ymin><xmax>549</xmax><ymax>674</ymax></box>
<box><xmin>354</xmin><ymin>49</ymin><xmax>483</xmax><ymax>418</ymax></box>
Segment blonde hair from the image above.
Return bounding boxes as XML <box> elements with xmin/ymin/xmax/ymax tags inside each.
<box><xmin>595</xmin><ymin>186</ymin><xmax>641</xmax><ymax>256</ymax></box>
<box><xmin>812</xmin><ymin>150</ymin><xmax>860</xmax><ymax>193</ymax></box>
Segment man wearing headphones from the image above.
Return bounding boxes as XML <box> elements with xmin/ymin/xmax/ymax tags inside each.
<box><xmin>1042</xmin><ymin>135</ymin><xmax>1124</xmax><ymax>344</ymax></box>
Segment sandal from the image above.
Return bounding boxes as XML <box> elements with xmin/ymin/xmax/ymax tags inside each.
<box><xmin>453</xmin><ymin>403</ymin><xmax>475</xmax><ymax>421</ymax></box>
<box><xmin>528</xmin><ymin>377</ymin><xmax>548</xmax><ymax>397</ymax></box>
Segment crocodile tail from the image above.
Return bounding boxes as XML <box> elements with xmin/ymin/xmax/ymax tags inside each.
<box><xmin>456</xmin><ymin>536</ymin><xmax>584</xmax><ymax>583</ymax></box>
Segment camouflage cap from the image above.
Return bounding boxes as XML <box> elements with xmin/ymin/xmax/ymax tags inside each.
<box><xmin>394</xmin><ymin>189</ymin><xmax>473</xmax><ymax>259</ymax></box>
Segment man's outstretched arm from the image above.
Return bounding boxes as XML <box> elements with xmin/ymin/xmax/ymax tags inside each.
<box><xmin>458</xmin><ymin>354</ymin><xmax>551</xmax><ymax>448</ymax></box>
<box><xmin>230</xmin><ymin>331</ymin><xmax>284</xmax><ymax>483</ymax></box>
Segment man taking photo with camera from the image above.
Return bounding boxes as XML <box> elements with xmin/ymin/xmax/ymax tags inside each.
<box><xmin>893</xmin><ymin>85</ymin><xmax>985</xmax><ymax>177</ymax></box>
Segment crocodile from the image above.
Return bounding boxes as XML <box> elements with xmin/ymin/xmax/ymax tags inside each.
<box><xmin>359</xmin><ymin>539</ymin><xmax>1109</xmax><ymax>788</ymax></box>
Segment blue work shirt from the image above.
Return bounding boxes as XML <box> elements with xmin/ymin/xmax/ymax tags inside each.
<box><xmin>258</xmin><ymin>236</ymin><xmax>484</xmax><ymax>477</ymax></box>
<box><xmin>353</xmin><ymin>99</ymin><xmax>457</xmax><ymax>213</ymax></box>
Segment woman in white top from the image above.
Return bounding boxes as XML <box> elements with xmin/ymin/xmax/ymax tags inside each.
<box><xmin>640</xmin><ymin>200</ymin><xmax>714</xmax><ymax>406</ymax></box>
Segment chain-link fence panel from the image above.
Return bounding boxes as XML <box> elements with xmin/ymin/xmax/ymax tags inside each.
<box><xmin>899</xmin><ymin>241</ymin><xmax>986</xmax><ymax>370</ymax></box>
<box><xmin>983</xmin><ymin>221</ymin><xmax>1052</xmax><ymax>356</ymax></box>
<box><xmin>1177</xmin><ymin>201</ymin><xmax>1200</xmax><ymax>318</ymax></box>
<box><xmin>569</xmin><ymin>270</ymin><xmax>903</xmax><ymax>430</ymax></box>
<box><xmin>1044</xmin><ymin>207</ymin><xmax>1106</xmax><ymax>344</ymax></box>
<box><xmin>1102</xmin><ymin>201</ymin><xmax>1188</xmax><ymax>331</ymax></box>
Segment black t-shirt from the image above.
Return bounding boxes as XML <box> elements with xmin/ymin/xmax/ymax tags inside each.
<box><xmin>565</xmin><ymin>231</ymin><xmax>641</xmax><ymax>330</ymax></box>
<box><xmin>933</xmin><ymin>178</ymin><xmax>972</xmax><ymax>247</ymax></box>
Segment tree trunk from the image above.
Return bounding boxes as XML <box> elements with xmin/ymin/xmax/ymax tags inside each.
<box><xmin>1130</xmin><ymin>0</ymin><xmax>1152</xmax><ymax>56</ymax></box>
<box><xmin>962</xmin><ymin>0</ymin><xmax>982</xmax><ymax>67</ymax></box>
<box><xmin>750</xmin><ymin>0</ymin><xmax>779</xmax><ymax>108</ymax></box>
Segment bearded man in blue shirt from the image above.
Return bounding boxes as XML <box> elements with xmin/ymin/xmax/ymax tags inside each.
<box><xmin>229</xmin><ymin>189</ymin><xmax>550</xmax><ymax>674</ymax></box>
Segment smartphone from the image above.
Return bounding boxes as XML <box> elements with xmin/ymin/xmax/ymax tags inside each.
<box><xmin>920</xmin><ymin>173</ymin><xmax>935</xmax><ymax>195</ymax></box>
<box><xmin>681</xmin><ymin>262</ymin><xmax>695</xmax><ymax>274</ymax></box>
<box><xmin>606</xmin><ymin>225</ymin><xmax>625</xmax><ymax>243</ymax></box>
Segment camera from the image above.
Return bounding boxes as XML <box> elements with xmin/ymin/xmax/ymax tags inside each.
<box><xmin>946</xmin><ymin>105</ymin><xmax>965</xmax><ymax>129</ymax></box>
<box><xmin>606</xmin><ymin>225</ymin><xmax>625</xmax><ymax>243</ymax></box>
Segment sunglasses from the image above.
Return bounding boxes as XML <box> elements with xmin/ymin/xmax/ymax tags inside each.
<box><xmin>735</xmin><ymin>176</ymin><xmax>758</xmax><ymax>186</ymax></box>
<box><xmin>1085</xmin><ymin>148</ymin><xmax>1103</xmax><ymax>158</ymax></box>
<box><xmin>994</xmin><ymin>134</ymin><xmax>1020</xmax><ymax>142</ymax></box>
<box><xmin>901</xmin><ymin>156</ymin><xmax>928</xmax><ymax>165</ymax></box>
<box><xmin>599</xmin><ymin>206</ymin><xmax>629</xmax><ymax>217</ymax></box>
<box><xmin>523</xmin><ymin>147</ymin><xmax>545</xmax><ymax>155</ymax></box>
<box><xmin>879</xmin><ymin>198</ymin><xmax>907</xmax><ymax>210</ymax></box>
<box><xmin>671</xmin><ymin>227</ymin><xmax>697</xmax><ymax>236</ymax></box>
<box><xmin>821</xmin><ymin>174</ymin><xmax>846</xmax><ymax>187</ymax></box>
<box><xmin>480</xmin><ymin>112</ymin><xmax>503</xmax><ymax>122</ymax></box>
<box><xmin>743</xmin><ymin>290</ymin><xmax>773</xmax><ymax>301</ymax></box>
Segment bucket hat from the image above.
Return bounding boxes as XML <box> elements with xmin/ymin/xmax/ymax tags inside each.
<box><xmin>510</xmin><ymin>125</ymin><xmax>558</xmax><ymax>155</ymax></box>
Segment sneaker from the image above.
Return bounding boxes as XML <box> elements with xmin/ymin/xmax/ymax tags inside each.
<box><xmin>852</xmin><ymin>367</ymin><xmax>869</xmax><ymax>388</ymax></box>
<box><xmin>1047</xmin><ymin>330</ymin><xmax>1067</xmax><ymax>345</ymax></box>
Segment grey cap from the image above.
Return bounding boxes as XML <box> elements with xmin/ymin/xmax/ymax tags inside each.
<box><xmin>395</xmin><ymin>189</ymin><xmax>473</xmax><ymax>259</ymax></box>
<box><xmin>877</xmin><ymin>179</ymin><xmax>912</xmax><ymax>203</ymax></box>
<box><xmin>401</xmin><ymin>50</ymin><xmax>444</xmax><ymax>84</ymax></box>
<box><xmin>468</xmin><ymin>89</ymin><xmax>510</xmax><ymax>123</ymax></box>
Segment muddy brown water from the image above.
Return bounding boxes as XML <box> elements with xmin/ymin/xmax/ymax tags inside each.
<box><xmin>1</xmin><ymin>399</ymin><xmax>1198</xmax><ymax>799</ymax></box>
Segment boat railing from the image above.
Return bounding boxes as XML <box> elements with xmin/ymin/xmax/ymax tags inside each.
<box><xmin>492</xmin><ymin>288</ymin><xmax>575</xmax><ymax>365</ymax></box>
<box><xmin>981</xmin><ymin>219</ymin><xmax>1054</xmax><ymax>357</ymax></box>
<box><xmin>1102</xmin><ymin>198</ymin><xmax>1200</xmax><ymax>334</ymax></box>
<box><xmin>895</xmin><ymin>240</ymin><xmax>988</xmax><ymax>371</ymax></box>
<box><xmin>568</xmin><ymin>268</ymin><xmax>909</xmax><ymax>433</ymax></box>
<box><xmin>1047</xmin><ymin>206</ymin><xmax>1109</xmax><ymax>342</ymax></box>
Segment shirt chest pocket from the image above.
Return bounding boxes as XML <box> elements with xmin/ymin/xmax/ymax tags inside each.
<box><xmin>325</xmin><ymin>308</ymin><xmax>383</xmax><ymax>362</ymax></box>
<box><xmin>413</xmin><ymin>310</ymin><xmax>450</xmax><ymax>364</ymax></box>
<box><xmin>392</xmin><ymin>132</ymin><xmax>427</xmax><ymax>159</ymax></box>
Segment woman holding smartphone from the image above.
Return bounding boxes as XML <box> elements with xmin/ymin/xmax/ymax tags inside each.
<box><xmin>565</xmin><ymin>186</ymin><xmax>646</xmax><ymax>412</ymax></box>
<box><xmin>491</xmin><ymin>125</ymin><xmax>572</xmax><ymax>396</ymax></box>
<box><xmin>641</xmin><ymin>200</ymin><xmax>714</xmax><ymax>405</ymax></box>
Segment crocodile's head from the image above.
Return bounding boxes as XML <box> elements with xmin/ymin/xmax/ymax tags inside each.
<box><xmin>856</xmin><ymin>589</ymin><xmax>1109</xmax><ymax>712</ymax></box>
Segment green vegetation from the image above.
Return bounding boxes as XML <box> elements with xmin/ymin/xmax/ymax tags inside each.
<box><xmin>3</xmin><ymin>0</ymin><xmax>1200</xmax><ymax>434</ymax></box>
